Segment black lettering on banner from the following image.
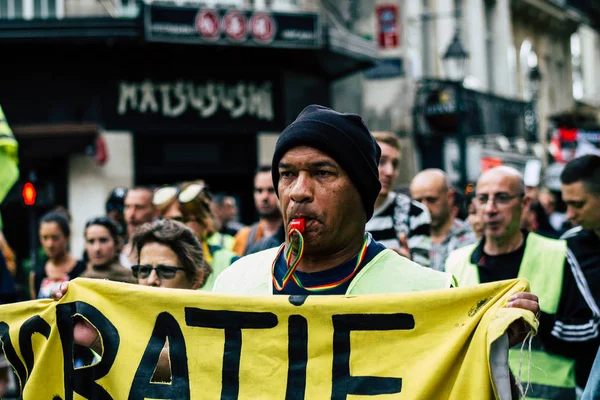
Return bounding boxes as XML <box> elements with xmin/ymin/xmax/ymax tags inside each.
<box><xmin>56</xmin><ymin>302</ymin><xmax>120</xmax><ymax>400</ymax></box>
<box><xmin>0</xmin><ymin>322</ymin><xmax>26</xmax><ymax>397</ymax></box>
<box><xmin>129</xmin><ymin>312</ymin><xmax>190</xmax><ymax>400</ymax></box>
<box><xmin>185</xmin><ymin>308</ymin><xmax>278</xmax><ymax>400</ymax></box>
<box><xmin>19</xmin><ymin>315</ymin><xmax>51</xmax><ymax>376</ymax></box>
<box><xmin>331</xmin><ymin>313</ymin><xmax>415</xmax><ymax>400</ymax></box>
<box><xmin>286</xmin><ymin>315</ymin><xmax>308</xmax><ymax>400</ymax></box>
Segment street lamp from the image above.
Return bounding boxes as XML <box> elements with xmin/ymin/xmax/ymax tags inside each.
<box><xmin>527</xmin><ymin>65</ymin><xmax>542</xmax><ymax>141</ymax></box>
<box><xmin>528</xmin><ymin>66</ymin><xmax>542</xmax><ymax>100</ymax></box>
<box><xmin>443</xmin><ymin>31</ymin><xmax>469</xmax><ymax>82</ymax></box>
<box><xmin>442</xmin><ymin>26</ymin><xmax>470</xmax><ymax>189</ymax></box>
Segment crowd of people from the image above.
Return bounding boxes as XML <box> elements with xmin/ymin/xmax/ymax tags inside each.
<box><xmin>0</xmin><ymin>104</ymin><xmax>598</xmax><ymax>399</ymax></box>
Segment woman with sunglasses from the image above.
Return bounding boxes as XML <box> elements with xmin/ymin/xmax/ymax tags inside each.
<box><xmin>51</xmin><ymin>219</ymin><xmax>208</xmax><ymax>381</ymax></box>
<box><xmin>130</xmin><ymin>219</ymin><xmax>208</xmax><ymax>290</ymax></box>
<box><xmin>153</xmin><ymin>180</ymin><xmax>239</xmax><ymax>291</ymax></box>
<box><xmin>79</xmin><ymin>217</ymin><xmax>137</xmax><ymax>284</ymax></box>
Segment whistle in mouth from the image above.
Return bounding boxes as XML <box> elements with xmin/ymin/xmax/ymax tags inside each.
<box><xmin>290</xmin><ymin>218</ymin><xmax>305</xmax><ymax>233</ymax></box>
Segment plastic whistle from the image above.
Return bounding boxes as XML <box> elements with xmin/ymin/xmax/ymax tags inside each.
<box><xmin>290</xmin><ymin>218</ymin><xmax>305</xmax><ymax>233</ymax></box>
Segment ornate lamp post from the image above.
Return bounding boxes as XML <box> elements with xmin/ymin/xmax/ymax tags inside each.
<box><xmin>527</xmin><ymin>66</ymin><xmax>542</xmax><ymax>142</ymax></box>
<box><xmin>529</xmin><ymin>66</ymin><xmax>542</xmax><ymax>97</ymax></box>
<box><xmin>442</xmin><ymin>23</ymin><xmax>469</xmax><ymax>189</ymax></box>
<box><xmin>443</xmin><ymin>32</ymin><xmax>469</xmax><ymax>82</ymax></box>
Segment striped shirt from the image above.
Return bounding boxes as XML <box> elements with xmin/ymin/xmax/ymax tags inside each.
<box><xmin>430</xmin><ymin>219</ymin><xmax>477</xmax><ymax>271</ymax></box>
<box><xmin>560</xmin><ymin>227</ymin><xmax>600</xmax><ymax>386</ymax></box>
<box><xmin>366</xmin><ymin>192</ymin><xmax>432</xmax><ymax>268</ymax></box>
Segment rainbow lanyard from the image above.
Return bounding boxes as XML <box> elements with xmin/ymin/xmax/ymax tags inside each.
<box><xmin>271</xmin><ymin>219</ymin><xmax>370</xmax><ymax>293</ymax></box>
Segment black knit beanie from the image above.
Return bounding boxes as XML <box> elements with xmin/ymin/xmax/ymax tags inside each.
<box><xmin>271</xmin><ymin>105</ymin><xmax>381</xmax><ymax>220</ymax></box>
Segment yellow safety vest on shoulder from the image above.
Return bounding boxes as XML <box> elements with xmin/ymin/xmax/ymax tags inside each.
<box><xmin>214</xmin><ymin>246</ymin><xmax>456</xmax><ymax>295</ymax></box>
<box><xmin>207</xmin><ymin>232</ymin><xmax>236</xmax><ymax>252</ymax></box>
<box><xmin>445</xmin><ymin>233</ymin><xmax>575</xmax><ymax>400</ymax></box>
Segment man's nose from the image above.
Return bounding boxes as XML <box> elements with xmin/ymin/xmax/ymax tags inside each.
<box><xmin>565</xmin><ymin>206</ymin><xmax>575</xmax><ymax>221</ymax></box>
<box><xmin>289</xmin><ymin>172</ymin><xmax>313</xmax><ymax>203</ymax></box>
<box><xmin>482</xmin><ymin>199</ymin><xmax>498</xmax><ymax>213</ymax></box>
<box><xmin>381</xmin><ymin>162</ymin><xmax>394</xmax><ymax>176</ymax></box>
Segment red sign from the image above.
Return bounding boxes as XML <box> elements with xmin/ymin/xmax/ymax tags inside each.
<box><xmin>250</xmin><ymin>13</ymin><xmax>276</xmax><ymax>43</ymax></box>
<box><xmin>376</xmin><ymin>4</ymin><xmax>400</xmax><ymax>49</ymax></box>
<box><xmin>481</xmin><ymin>157</ymin><xmax>502</xmax><ymax>172</ymax></box>
<box><xmin>195</xmin><ymin>10</ymin><xmax>220</xmax><ymax>40</ymax></box>
<box><xmin>223</xmin><ymin>10</ymin><xmax>247</xmax><ymax>42</ymax></box>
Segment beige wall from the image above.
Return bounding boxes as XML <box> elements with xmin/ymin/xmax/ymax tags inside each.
<box><xmin>68</xmin><ymin>131</ymin><xmax>134</xmax><ymax>257</ymax></box>
<box><xmin>511</xmin><ymin>7</ymin><xmax>577</xmax><ymax>147</ymax></box>
<box><xmin>257</xmin><ymin>132</ymin><xmax>280</xmax><ymax>167</ymax></box>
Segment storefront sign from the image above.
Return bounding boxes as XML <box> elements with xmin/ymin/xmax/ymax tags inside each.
<box><xmin>376</xmin><ymin>4</ymin><xmax>400</xmax><ymax>49</ymax></box>
<box><xmin>364</xmin><ymin>58</ymin><xmax>404</xmax><ymax>79</ymax></box>
<box><xmin>144</xmin><ymin>3</ymin><xmax>320</xmax><ymax>49</ymax></box>
<box><xmin>117</xmin><ymin>80</ymin><xmax>274</xmax><ymax>121</ymax></box>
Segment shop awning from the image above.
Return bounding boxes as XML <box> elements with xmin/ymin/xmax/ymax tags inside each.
<box><xmin>0</xmin><ymin>4</ymin><xmax>378</xmax><ymax>80</ymax></box>
<box><xmin>12</xmin><ymin>124</ymin><xmax>98</xmax><ymax>160</ymax></box>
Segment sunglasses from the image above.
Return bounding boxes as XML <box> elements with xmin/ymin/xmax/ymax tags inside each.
<box><xmin>153</xmin><ymin>183</ymin><xmax>206</xmax><ymax>206</ymax></box>
<box><xmin>131</xmin><ymin>265</ymin><xmax>185</xmax><ymax>280</ymax></box>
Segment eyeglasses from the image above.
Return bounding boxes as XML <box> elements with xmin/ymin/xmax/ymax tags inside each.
<box><xmin>475</xmin><ymin>193</ymin><xmax>523</xmax><ymax>207</ymax></box>
<box><xmin>153</xmin><ymin>183</ymin><xmax>206</xmax><ymax>206</ymax></box>
<box><xmin>131</xmin><ymin>265</ymin><xmax>185</xmax><ymax>280</ymax></box>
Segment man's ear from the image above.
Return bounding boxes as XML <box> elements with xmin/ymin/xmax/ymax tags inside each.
<box><xmin>447</xmin><ymin>189</ymin><xmax>455</xmax><ymax>207</ymax></box>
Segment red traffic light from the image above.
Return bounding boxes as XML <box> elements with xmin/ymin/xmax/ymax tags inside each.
<box><xmin>22</xmin><ymin>182</ymin><xmax>36</xmax><ymax>206</ymax></box>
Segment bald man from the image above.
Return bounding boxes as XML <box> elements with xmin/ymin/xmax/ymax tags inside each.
<box><xmin>410</xmin><ymin>169</ymin><xmax>476</xmax><ymax>271</ymax></box>
<box><xmin>446</xmin><ymin>166</ymin><xmax>598</xmax><ymax>399</ymax></box>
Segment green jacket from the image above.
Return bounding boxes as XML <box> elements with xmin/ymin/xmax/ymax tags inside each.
<box><xmin>445</xmin><ymin>233</ymin><xmax>574</xmax><ymax>399</ymax></box>
<box><xmin>213</xmin><ymin>246</ymin><xmax>456</xmax><ymax>295</ymax></box>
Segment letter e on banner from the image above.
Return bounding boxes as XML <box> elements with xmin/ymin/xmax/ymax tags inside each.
<box><xmin>331</xmin><ymin>313</ymin><xmax>415</xmax><ymax>399</ymax></box>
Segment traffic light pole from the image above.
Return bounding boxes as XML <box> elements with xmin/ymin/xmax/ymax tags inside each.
<box><xmin>28</xmin><ymin>206</ymin><xmax>37</xmax><ymax>297</ymax></box>
<box><xmin>25</xmin><ymin>171</ymin><xmax>38</xmax><ymax>299</ymax></box>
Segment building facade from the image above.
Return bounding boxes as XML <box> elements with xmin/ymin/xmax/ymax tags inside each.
<box><xmin>333</xmin><ymin>0</ymin><xmax>600</xmax><ymax>186</ymax></box>
<box><xmin>0</xmin><ymin>0</ymin><xmax>377</xmax><ymax>261</ymax></box>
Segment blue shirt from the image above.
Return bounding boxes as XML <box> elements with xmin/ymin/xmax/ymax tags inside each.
<box><xmin>272</xmin><ymin>236</ymin><xmax>386</xmax><ymax>295</ymax></box>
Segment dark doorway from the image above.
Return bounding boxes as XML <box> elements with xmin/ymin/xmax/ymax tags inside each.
<box><xmin>134</xmin><ymin>132</ymin><xmax>258</xmax><ymax>225</ymax></box>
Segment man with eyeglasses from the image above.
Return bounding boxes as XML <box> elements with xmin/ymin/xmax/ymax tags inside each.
<box><xmin>446</xmin><ymin>166</ymin><xmax>597</xmax><ymax>400</ymax></box>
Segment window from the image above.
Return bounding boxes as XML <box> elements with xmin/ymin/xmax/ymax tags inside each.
<box><xmin>507</xmin><ymin>45</ymin><xmax>518</xmax><ymax>97</ymax></box>
<box><xmin>519</xmin><ymin>39</ymin><xmax>538</xmax><ymax>100</ymax></box>
<box><xmin>0</xmin><ymin>0</ymin><xmax>23</xmax><ymax>18</ymax></box>
<box><xmin>484</xmin><ymin>0</ymin><xmax>495</xmax><ymax>92</ymax></box>
<box><xmin>571</xmin><ymin>32</ymin><xmax>583</xmax><ymax>100</ymax></box>
<box><xmin>30</xmin><ymin>0</ymin><xmax>60</xmax><ymax>19</ymax></box>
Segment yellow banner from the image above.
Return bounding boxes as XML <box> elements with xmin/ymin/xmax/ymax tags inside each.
<box><xmin>0</xmin><ymin>278</ymin><xmax>535</xmax><ymax>399</ymax></box>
